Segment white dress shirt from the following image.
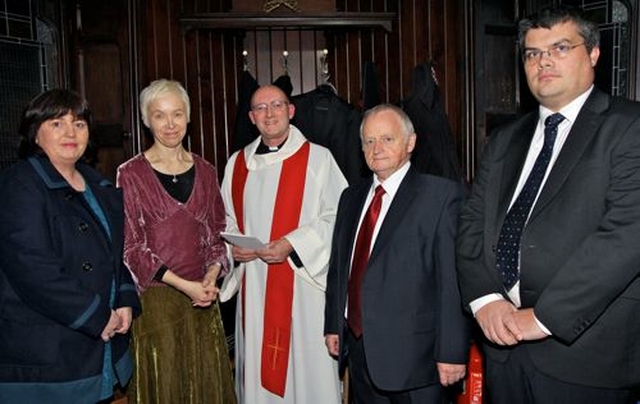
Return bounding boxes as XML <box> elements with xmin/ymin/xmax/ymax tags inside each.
<box><xmin>344</xmin><ymin>161</ymin><xmax>411</xmax><ymax>317</ymax></box>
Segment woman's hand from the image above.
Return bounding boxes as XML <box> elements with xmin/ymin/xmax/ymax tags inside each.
<box><xmin>160</xmin><ymin>270</ymin><xmax>216</xmax><ymax>307</ymax></box>
<box><xmin>114</xmin><ymin>307</ymin><xmax>133</xmax><ymax>334</ymax></box>
<box><xmin>202</xmin><ymin>263</ymin><xmax>221</xmax><ymax>289</ymax></box>
<box><xmin>100</xmin><ymin>310</ymin><xmax>122</xmax><ymax>342</ymax></box>
<box><xmin>181</xmin><ymin>279</ymin><xmax>217</xmax><ymax>307</ymax></box>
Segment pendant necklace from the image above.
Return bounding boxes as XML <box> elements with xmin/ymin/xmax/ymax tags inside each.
<box><xmin>172</xmin><ymin>174</ymin><xmax>178</xmax><ymax>184</ymax></box>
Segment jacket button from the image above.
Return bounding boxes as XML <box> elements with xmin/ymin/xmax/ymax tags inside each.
<box><xmin>79</xmin><ymin>222</ymin><xmax>89</xmax><ymax>232</ymax></box>
<box><xmin>82</xmin><ymin>262</ymin><xmax>93</xmax><ymax>272</ymax></box>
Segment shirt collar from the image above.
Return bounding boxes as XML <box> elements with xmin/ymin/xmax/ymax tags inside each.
<box><xmin>539</xmin><ymin>85</ymin><xmax>593</xmax><ymax>125</ymax></box>
<box><xmin>373</xmin><ymin>161</ymin><xmax>411</xmax><ymax>198</ymax></box>
<box><xmin>255</xmin><ymin>136</ymin><xmax>288</xmax><ymax>154</ymax></box>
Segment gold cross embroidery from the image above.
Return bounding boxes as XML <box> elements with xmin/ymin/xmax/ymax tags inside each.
<box><xmin>267</xmin><ymin>328</ymin><xmax>287</xmax><ymax>370</ymax></box>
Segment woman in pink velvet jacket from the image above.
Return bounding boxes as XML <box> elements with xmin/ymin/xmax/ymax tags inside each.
<box><xmin>116</xmin><ymin>79</ymin><xmax>235</xmax><ymax>403</ymax></box>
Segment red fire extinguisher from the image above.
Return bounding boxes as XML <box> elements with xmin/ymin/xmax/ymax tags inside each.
<box><xmin>456</xmin><ymin>342</ymin><xmax>483</xmax><ymax>404</ymax></box>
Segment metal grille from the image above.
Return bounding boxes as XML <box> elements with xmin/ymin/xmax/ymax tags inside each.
<box><xmin>0</xmin><ymin>0</ymin><xmax>44</xmax><ymax>169</ymax></box>
<box><xmin>0</xmin><ymin>42</ymin><xmax>41</xmax><ymax>169</ymax></box>
<box><xmin>564</xmin><ymin>0</ymin><xmax>630</xmax><ymax>97</ymax></box>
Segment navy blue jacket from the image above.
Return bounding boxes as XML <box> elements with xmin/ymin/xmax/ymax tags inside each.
<box><xmin>0</xmin><ymin>155</ymin><xmax>140</xmax><ymax>403</ymax></box>
<box><xmin>325</xmin><ymin>168</ymin><xmax>470</xmax><ymax>391</ymax></box>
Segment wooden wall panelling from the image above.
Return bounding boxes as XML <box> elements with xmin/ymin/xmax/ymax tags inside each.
<box><xmin>415</xmin><ymin>0</ymin><xmax>430</xmax><ymax>68</ymax></box>
<box><xmin>221</xmin><ymin>32</ymin><xmax>241</xmax><ymax>163</ymax></box>
<box><xmin>219</xmin><ymin>4</ymin><xmax>239</xmax><ymax>170</ymax></box>
<box><xmin>286</xmin><ymin>31</ymin><xmax>304</xmax><ymax>94</ymax></box>
<box><xmin>347</xmin><ymin>30</ymin><xmax>362</xmax><ymax>104</ymax></box>
<box><xmin>371</xmin><ymin>3</ymin><xmax>389</xmax><ymax>103</ymax></box>
<box><xmin>184</xmin><ymin>30</ymin><xmax>202</xmax><ymax>156</ymax></box>
<box><xmin>208</xmin><ymin>30</ymin><xmax>227</xmax><ymax>171</ymax></box>
<box><xmin>243</xmin><ymin>30</ymin><xmax>257</xmax><ymax>76</ymax></box>
<box><xmin>397</xmin><ymin>0</ymin><xmax>412</xmax><ymax>98</ymax></box>
<box><xmin>301</xmin><ymin>31</ymin><xmax>319</xmax><ymax>92</ymax></box>
<box><xmin>255</xmin><ymin>30</ymin><xmax>272</xmax><ymax>84</ymax></box>
<box><xmin>342</xmin><ymin>0</ymin><xmax>360</xmax><ymax>104</ymax></box>
<box><xmin>385</xmin><ymin>0</ymin><xmax>402</xmax><ymax>104</ymax></box>
<box><xmin>130</xmin><ymin>0</ymin><xmax>471</xmax><ymax>180</ymax></box>
<box><xmin>444</xmin><ymin>0</ymin><xmax>468</xmax><ymax>179</ymax></box>
<box><xmin>169</xmin><ymin>1</ymin><xmax>188</xmax><ymax>82</ymax></box>
<box><xmin>331</xmin><ymin>30</ymin><xmax>348</xmax><ymax>97</ymax></box>
<box><xmin>143</xmin><ymin>0</ymin><xmax>171</xmax><ymax>80</ymax></box>
<box><xmin>269</xmin><ymin>31</ymin><xmax>285</xmax><ymax>83</ymax></box>
<box><xmin>283</xmin><ymin>31</ymin><xmax>297</xmax><ymax>89</ymax></box>
<box><xmin>428</xmin><ymin>0</ymin><xmax>444</xmax><ymax>84</ymax></box>
<box><xmin>202</xmin><ymin>32</ymin><xmax>214</xmax><ymax>159</ymax></box>
<box><xmin>70</xmin><ymin>0</ymin><xmax>132</xmax><ymax>181</ymax></box>
<box><xmin>83</xmin><ymin>45</ymin><xmax>123</xmax><ymax>122</ymax></box>
<box><xmin>315</xmin><ymin>31</ymin><xmax>331</xmax><ymax>87</ymax></box>
<box><xmin>359</xmin><ymin>27</ymin><xmax>374</xmax><ymax>102</ymax></box>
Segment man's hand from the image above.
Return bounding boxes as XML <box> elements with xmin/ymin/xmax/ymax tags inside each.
<box><xmin>437</xmin><ymin>363</ymin><xmax>466</xmax><ymax>386</ymax></box>
<box><xmin>256</xmin><ymin>238</ymin><xmax>294</xmax><ymax>264</ymax></box>
<box><xmin>475</xmin><ymin>300</ymin><xmax>522</xmax><ymax>345</ymax></box>
<box><xmin>325</xmin><ymin>334</ymin><xmax>340</xmax><ymax>357</ymax></box>
<box><xmin>231</xmin><ymin>245</ymin><xmax>258</xmax><ymax>263</ymax></box>
<box><xmin>512</xmin><ymin>308</ymin><xmax>547</xmax><ymax>341</ymax></box>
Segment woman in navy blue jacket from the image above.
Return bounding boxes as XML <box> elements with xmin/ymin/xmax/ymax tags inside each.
<box><xmin>0</xmin><ymin>89</ymin><xmax>140</xmax><ymax>403</ymax></box>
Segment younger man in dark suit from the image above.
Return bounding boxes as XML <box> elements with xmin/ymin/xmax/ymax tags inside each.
<box><xmin>324</xmin><ymin>104</ymin><xmax>469</xmax><ymax>403</ymax></box>
<box><xmin>457</xmin><ymin>6</ymin><xmax>640</xmax><ymax>403</ymax></box>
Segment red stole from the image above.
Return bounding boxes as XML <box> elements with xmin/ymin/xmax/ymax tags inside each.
<box><xmin>231</xmin><ymin>141</ymin><xmax>310</xmax><ymax>397</ymax></box>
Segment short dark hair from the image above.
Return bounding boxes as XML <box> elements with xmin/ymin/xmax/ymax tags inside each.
<box><xmin>18</xmin><ymin>89</ymin><xmax>92</xmax><ymax>158</ymax></box>
<box><xmin>518</xmin><ymin>6</ymin><xmax>600</xmax><ymax>53</ymax></box>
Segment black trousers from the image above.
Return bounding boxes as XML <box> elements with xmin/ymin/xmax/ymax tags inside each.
<box><xmin>346</xmin><ymin>329</ymin><xmax>445</xmax><ymax>404</ymax></box>
<box><xmin>485</xmin><ymin>344</ymin><xmax>639</xmax><ymax>404</ymax></box>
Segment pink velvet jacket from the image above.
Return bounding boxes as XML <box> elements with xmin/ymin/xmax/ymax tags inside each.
<box><xmin>117</xmin><ymin>153</ymin><xmax>228</xmax><ymax>293</ymax></box>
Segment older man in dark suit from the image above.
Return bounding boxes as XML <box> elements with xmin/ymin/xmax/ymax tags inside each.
<box><xmin>457</xmin><ymin>6</ymin><xmax>640</xmax><ymax>403</ymax></box>
<box><xmin>324</xmin><ymin>104</ymin><xmax>470</xmax><ymax>403</ymax></box>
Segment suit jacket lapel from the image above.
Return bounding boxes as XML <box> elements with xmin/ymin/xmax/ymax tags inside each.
<box><xmin>344</xmin><ymin>179</ymin><xmax>374</xmax><ymax>258</ymax></box>
<box><xmin>368</xmin><ymin>168</ymin><xmax>418</xmax><ymax>264</ymax></box>
<box><xmin>496</xmin><ymin>114</ymin><xmax>538</xmax><ymax>224</ymax></box>
<box><xmin>530</xmin><ymin>90</ymin><xmax>610</xmax><ymax>221</ymax></box>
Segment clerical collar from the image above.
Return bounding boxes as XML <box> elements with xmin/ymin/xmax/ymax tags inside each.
<box><xmin>255</xmin><ymin>137</ymin><xmax>287</xmax><ymax>154</ymax></box>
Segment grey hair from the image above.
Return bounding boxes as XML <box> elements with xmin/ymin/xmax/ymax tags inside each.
<box><xmin>139</xmin><ymin>79</ymin><xmax>191</xmax><ymax>127</ymax></box>
<box><xmin>360</xmin><ymin>104</ymin><xmax>415</xmax><ymax>141</ymax></box>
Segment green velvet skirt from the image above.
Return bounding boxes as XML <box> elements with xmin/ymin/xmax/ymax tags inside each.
<box><xmin>127</xmin><ymin>286</ymin><xmax>236</xmax><ymax>404</ymax></box>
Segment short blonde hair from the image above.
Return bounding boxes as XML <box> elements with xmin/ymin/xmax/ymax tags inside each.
<box><xmin>139</xmin><ymin>79</ymin><xmax>190</xmax><ymax>127</ymax></box>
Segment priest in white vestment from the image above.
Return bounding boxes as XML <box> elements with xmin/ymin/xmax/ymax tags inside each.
<box><xmin>220</xmin><ymin>85</ymin><xmax>348</xmax><ymax>404</ymax></box>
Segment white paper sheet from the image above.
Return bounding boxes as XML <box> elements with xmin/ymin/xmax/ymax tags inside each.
<box><xmin>221</xmin><ymin>232</ymin><xmax>267</xmax><ymax>250</ymax></box>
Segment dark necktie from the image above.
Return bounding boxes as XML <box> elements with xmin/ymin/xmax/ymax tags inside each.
<box><xmin>348</xmin><ymin>185</ymin><xmax>385</xmax><ymax>337</ymax></box>
<box><xmin>495</xmin><ymin>113</ymin><xmax>565</xmax><ymax>290</ymax></box>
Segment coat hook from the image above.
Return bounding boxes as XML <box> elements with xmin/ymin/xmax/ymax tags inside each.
<box><xmin>242</xmin><ymin>50</ymin><xmax>249</xmax><ymax>72</ymax></box>
<box><xmin>282</xmin><ymin>50</ymin><xmax>289</xmax><ymax>75</ymax></box>
<box><xmin>320</xmin><ymin>49</ymin><xmax>330</xmax><ymax>84</ymax></box>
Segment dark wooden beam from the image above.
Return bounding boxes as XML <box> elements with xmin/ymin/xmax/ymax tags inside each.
<box><xmin>179</xmin><ymin>12</ymin><xmax>396</xmax><ymax>32</ymax></box>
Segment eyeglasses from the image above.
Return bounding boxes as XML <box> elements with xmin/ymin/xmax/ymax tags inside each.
<box><xmin>251</xmin><ymin>100</ymin><xmax>289</xmax><ymax>114</ymax></box>
<box><xmin>522</xmin><ymin>42</ymin><xmax>585</xmax><ymax>64</ymax></box>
